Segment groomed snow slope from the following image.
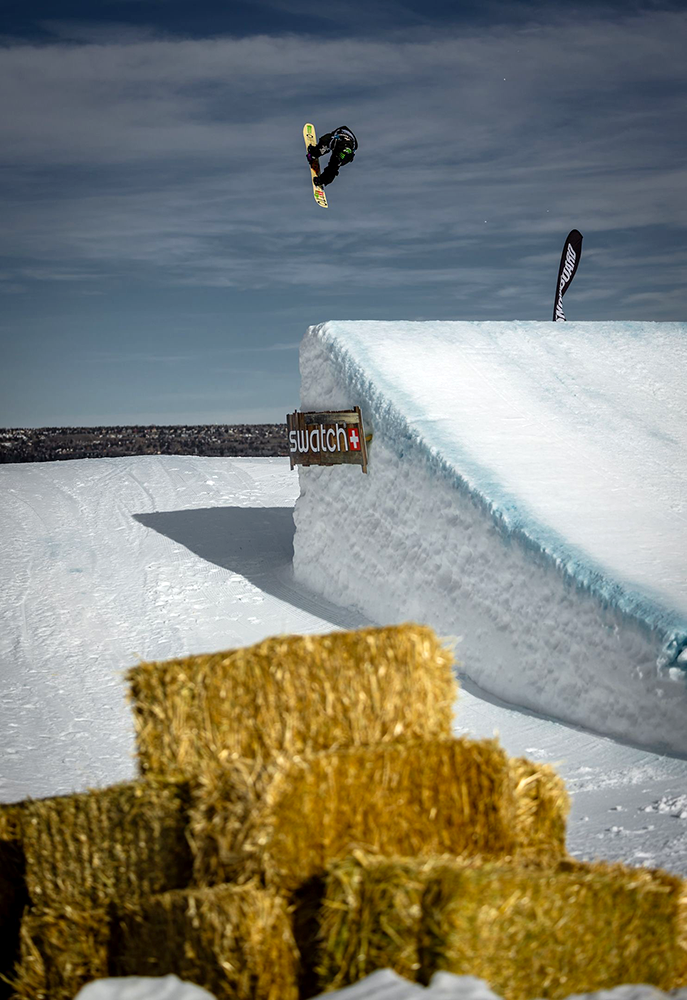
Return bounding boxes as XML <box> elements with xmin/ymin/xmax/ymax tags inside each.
<box><xmin>292</xmin><ymin>321</ymin><xmax>687</xmax><ymax>754</ymax></box>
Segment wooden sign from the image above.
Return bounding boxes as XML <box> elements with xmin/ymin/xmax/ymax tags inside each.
<box><xmin>287</xmin><ymin>407</ymin><xmax>368</xmax><ymax>474</ymax></box>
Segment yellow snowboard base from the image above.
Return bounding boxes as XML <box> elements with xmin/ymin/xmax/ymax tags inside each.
<box><xmin>303</xmin><ymin>123</ymin><xmax>328</xmax><ymax>209</ymax></box>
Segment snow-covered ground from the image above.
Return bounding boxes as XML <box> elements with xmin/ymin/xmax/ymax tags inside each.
<box><xmin>294</xmin><ymin>321</ymin><xmax>687</xmax><ymax>753</ymax></box>
<box><xmin>75</xmin><ymin>969</ymin><xmax>687</xmax><ymax>1000</ymax></box>
<box><xmin>2</xmin><ymin>454</ymin><xmax>687</xmax><ymax>875</ymax></box>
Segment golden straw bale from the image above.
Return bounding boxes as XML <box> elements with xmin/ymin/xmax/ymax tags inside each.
<box><xmin>191</xmin><ymin>737</ymin><xmax>517</xmax><ymax>891</ymax></box>
<box><xmin>127</xmin><ymin>624</ymin><xmax>457</xmax><ymax>778</ymax></box>
<box><xmin>316</xmin><ymin>853</ymin><xmax>687</xmax><ymax>997</ymax></box>
<box><xmin>12</xmin><ymin>903</ymin><xmax>110</xmax><ymax>1000</ymax></box>
<box><xmin>316</xmin><ymin>852</ymin><xmax>440</xmax><ymax>991</ymax></box>
<box><xmin>420</xmin><ymin>857</ymin><xmax>687</xmax><ymax>999</ymax></box>
<box><xmin>21</xmin><ymin>777</ymin><xmax>192</xmax><ymax>909</ymax></box>
<box><xmin>112</xmin><ymin>882</ymin><xmax>299</xmax><ymax>1000</ymax></box>
<box><xmin>188</xmin><ymin>757</ymin><xmax>270</xmax><ymax>888</ymax></box>
<box><xmin>509</xmin><ymin>757</ymin><xmax>570</xmax><ymax>863</ymax></box>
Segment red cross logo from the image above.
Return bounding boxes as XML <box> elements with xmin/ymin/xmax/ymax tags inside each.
<box><xmin>348</xmin><ymin>427</ymin><xmax>360</xmax><ymax>451</ymax></box>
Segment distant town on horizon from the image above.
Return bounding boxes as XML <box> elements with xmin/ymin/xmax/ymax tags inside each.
<box><xmin>0</xmin><ymin>425</ymin><xmax>289</xmax><ymax>464</ymax></box>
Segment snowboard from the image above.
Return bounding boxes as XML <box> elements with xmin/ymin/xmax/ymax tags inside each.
<box><xmin>303</xmin><ymin>123</ymin><xmax>328</xmax><ymax>209</ymax></box>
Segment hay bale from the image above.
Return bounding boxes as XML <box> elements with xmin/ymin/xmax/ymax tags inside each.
<box><xmin>127</xmin><ymin>624</ymin><xmax>458</xmax><ymax>778</ymax></box>
<box><xmin>316</xmin><ymin>854</ymin><xmax>687</xmax><ymax>997</ymax></box>
<box><xmin>112</xmin><ymin>882</ymin><xmax>299</xmax><ymax>1000</ymax></box>
<box><xmin>21</xmin><ymin>778</ymin><xmax>193</xmax><ymax>909</ymax></box>
<box><xmin>509</xmin><ymin>757</ymin><xmax>569</xmax><ymax>862</ymax></box>
<box><xmin>12</xmin><ymin>903</ymin><xmax>110</xmax><ymax>1000</ymax></box>
<box><xmin>421</xmin><ymin>857</ymin><xmax>687</xmax><ymax>999</ymax></box>
<box><xmin>0</xmin><ymin>803</ymin><xmax>29</xmax><ymax>1000</ymax></box>
<box><xmin>191</xmin><ymin>737</ymin><xmax>518</xmax><ymax>891</ymax></box>
<box><xmin>316</xmin><ymin>853</ymin><xmax>438</xmax><ymax>991</ymax></box>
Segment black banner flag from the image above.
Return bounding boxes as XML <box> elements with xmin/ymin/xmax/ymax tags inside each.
<box><xmin>553</xmin><ymin>229</ymin><xmax>583</xmax><ymax>321</ymax></box>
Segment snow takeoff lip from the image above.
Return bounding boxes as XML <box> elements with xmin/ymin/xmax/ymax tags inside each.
<box><xmin>287</xmin><ymin>408</ymin><xmax>368</xmax><ymax>473</ymax></box>
<box><xmin>292</xmin><ymin>319</ymin><xmax>687</xmax><ymax>755</ymax></box>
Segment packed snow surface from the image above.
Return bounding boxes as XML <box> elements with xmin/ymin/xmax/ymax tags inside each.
<box><xmin>75</xmin><ymin>976</ymin><xmax>216</xmax><ymax>999</ymax></box>
<box><xmin>3</xmin><ymin>455</ymin><xmax>687</xmax><ymax>876</ymax></box>
<box><xmin>71</xmin><ymin>969</ymin><xmax>687</xmax><ymax>1000</ymax></box>
<box><xmin>311</xmin><ymin>971</ymin><xmax>687</xmax><ymax>1000</ymax></box>
<box><xmin>293</xmin><ymin>321</ymin><xmax>687</xmax><ymax>752</ymax></box>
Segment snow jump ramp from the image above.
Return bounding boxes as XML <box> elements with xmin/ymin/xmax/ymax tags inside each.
<box><xmin>292</xmin><ymin>321</ymin><xmax>687</xmax><ymax>755</ymax></box>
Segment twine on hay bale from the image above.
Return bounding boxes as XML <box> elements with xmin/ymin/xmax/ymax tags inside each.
<box><xmin>11</xmin><ymin>903</ymin><xmax>110</xmax><ymax>1000</ymax></box>
<box><xmin>316</xmin><ymin>853</ymin><xmax>687</xmax><ymax>997</ymax></box>
<box><xmin>21</xmin><ymin>777</ymin><xmax>193</xmax><ymax>909</ymax></box>
<box><xmin>112</xmin><ymin>882</ymin><xmax>300</xmax><ymax>1000</ymax></box>
<box><xmin>190</xmin><ymin>737</ymin><xmax>519</xmax><ymax>892</ymax></box>
<box><xmin>126</xmin><ymin>624</ymin><xmax>458</xmax><ymax>778</ymax></box>
<box><xmin>509</xmin><ymin>757</ymin><xmax>569</xmax><ymax>862</ymax></box>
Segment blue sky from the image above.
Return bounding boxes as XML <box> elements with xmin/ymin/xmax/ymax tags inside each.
<box><xmin>1</xmin><ymin>0</ymin><xmax>685</xmax><ymax>427</ymax></box>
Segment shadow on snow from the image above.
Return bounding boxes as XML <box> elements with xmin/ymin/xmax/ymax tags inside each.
<box><xmin>133</xmin><ymin>506</ymin><xmax>371</xmax><ymax>632</ymax></box>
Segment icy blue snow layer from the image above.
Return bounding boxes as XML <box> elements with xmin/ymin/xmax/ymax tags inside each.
<box><xmin>307</xmin><ymin>320</ymin><xmax>687</xmax><ymax>669</ymax></box>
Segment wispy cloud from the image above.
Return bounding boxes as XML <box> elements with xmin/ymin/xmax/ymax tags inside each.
<box><xmin>0</xmin><ymin>10</ymin><xmax>684</xmax><ymax>295</ymax></box>
<box><xmin>0</xmin><ymin>3</ymin><xmax>685</xmax><ymax>423</ymax></box>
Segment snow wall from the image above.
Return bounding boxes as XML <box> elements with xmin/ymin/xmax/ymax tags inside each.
<box><xmin>292</xmin><ymin>321</ymin><xmax>687</xmax><ymax>755</ymax></box>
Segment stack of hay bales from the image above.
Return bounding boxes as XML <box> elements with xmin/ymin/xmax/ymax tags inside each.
<box><xmin>3</xmin><ymin>622</ymin><xmax>685</xmax><ymax>1000</ymax></box>
<box><xmin>129</xmin><ymin>625</ymin><xmax>568</xmax><ymax>886</ymax></box>
<box><xmin>2</xmin><ymin>624</ymin><xmax>463</xmax><ymax>999</ymax></box>
<box><xmin>8</xmin><ymin>777</ymin><xmax>195</xmax><ymax>1000</ymax></box>
<box><xmin>317</xmin><ymin>853</ymin><xmax>687</xmax><ymax>997</ymax></box>
<box><xmin>125</xmin><ymin>622</ymin><xmax>578</xmax><ymax>999</ymax></box>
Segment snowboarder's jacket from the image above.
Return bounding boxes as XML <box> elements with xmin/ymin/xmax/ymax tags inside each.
<box><xmin>308</xmin><ymin>126</ymin><xmax>357</xmax><ymax>187</ymax></box>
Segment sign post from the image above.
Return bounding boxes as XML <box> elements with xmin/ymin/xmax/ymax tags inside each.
<box><xmin>287</xmin><ymin>407</ymin><xmax>368</xmax><ymax>474</ymax></box>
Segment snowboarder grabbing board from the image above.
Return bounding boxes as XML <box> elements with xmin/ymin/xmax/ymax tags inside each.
<box><xmin>304</xmin><ymin>124</ymin><xmax>358</xmax><ymax>205</ymax></box>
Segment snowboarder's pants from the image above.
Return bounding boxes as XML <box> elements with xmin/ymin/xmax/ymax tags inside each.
<box><xmin>316</xmin><ymin>160</ymin><xmax>341</xmax><ymax>186</ymax></box>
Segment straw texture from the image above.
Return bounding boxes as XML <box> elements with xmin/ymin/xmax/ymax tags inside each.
<box><xmin>191</xmin><ymin>737</ymin><xmax>518</xmax><ymax>891</ymax></box>
<box><xmin>12</xmin><ymin>903</ymin><xmax>110</xmax><ymax>1000</ymax></box>
<box><xmin>21</xmin><ymin>777</ymin><xmax>192</xmax><ymax>909</ymax></box>
<box><xmin>421</xmin><ymin>857</ymin><xmax>687</xmax><ymax>999</ymax></box>
<box><xmin>127</xmin><ymin>624</ymin><xmax>458</xmax><ymax>778</ymax></box>
<box><xmin>509</xmin><ymin>757</ymin><xmax>569</xmax><ymax>862</ymax></box>
<box><xmin>316</xmin><ymin>853</ymin><xmax>438</xmax><ymax>990</ymax></box>
<box><xmin>112</xmin><ymin>882</ymin><xmax>300</xmax><ymax>1000</ymax></box>
<box><xmin>317</xmin><ymin>854</ymin><xmax>687</xmax><ymax>997</ymax></box>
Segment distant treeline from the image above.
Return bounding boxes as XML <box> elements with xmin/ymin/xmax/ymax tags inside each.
<box><xmin>0</xmin><ymin>425</ymin><xmax>289</xmax><ymax>463</ymax></box>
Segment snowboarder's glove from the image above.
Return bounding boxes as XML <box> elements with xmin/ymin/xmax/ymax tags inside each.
<box><xmin>312</xmin><ymin>175</ymin><xmax>325</xmax><ymax>187</ymax></box>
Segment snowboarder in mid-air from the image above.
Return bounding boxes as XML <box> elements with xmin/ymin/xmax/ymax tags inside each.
<box><xmin>306</xmin><ymin>126</ymin><xmax>358</xmax><ymax>187</ymax></box>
